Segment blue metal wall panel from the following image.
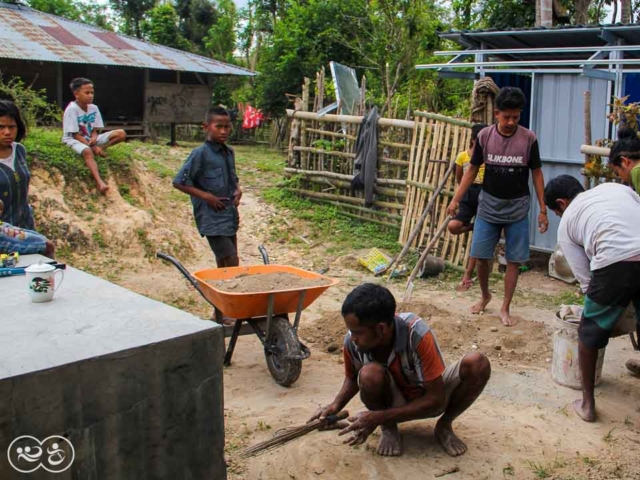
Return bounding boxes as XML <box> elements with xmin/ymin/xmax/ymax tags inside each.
<box><xmin>533</xmin><ymin>74</ymin><xmax>609</xmax><ymax>165</ymax></box>
<box><xmin>624</xmin><ymin>73</ymin><xmax>640</xmax><ymax>104</ymax></box>
<box><xmin>528</xmin><ymin>74</ymin><xmax>610</xmax><ymax>252</ymax></box>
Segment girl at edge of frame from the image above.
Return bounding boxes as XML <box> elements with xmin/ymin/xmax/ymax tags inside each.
<box><xmin>609</xmin><ymin>126</ymin><xmax>640</xmax><ymax>195</ymax></box>
<box><xmin>0</xmin><ymin>100</ymin><xmax>55</xmax><ymax>257</ymax></box>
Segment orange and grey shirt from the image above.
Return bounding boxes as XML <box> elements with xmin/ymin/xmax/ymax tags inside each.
<box><xmin>343</xmin><ymin>313</ymin><xmax>446</xmax><ymax>401</ymax></box>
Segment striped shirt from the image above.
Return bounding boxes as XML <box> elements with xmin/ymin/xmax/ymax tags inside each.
<box><xmin>343</xmin><ymin>313</ymin><xmax>446</xmax><ymax>401</ymax></box>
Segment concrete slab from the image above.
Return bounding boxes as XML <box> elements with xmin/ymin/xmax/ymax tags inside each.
<box><xmin>0</xmin><ymin>255</ymin><xmax>226</xmax><ymax>479</ymax></box>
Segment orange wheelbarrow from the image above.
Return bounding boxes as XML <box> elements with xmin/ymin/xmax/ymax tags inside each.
<box><xmin>157</xmin><ymin>247</ymin><xmax>338</xmax><ymax>387</ymax></box>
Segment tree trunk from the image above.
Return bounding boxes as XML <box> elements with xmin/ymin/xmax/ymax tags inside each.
<box><xmin>622</xmin><ymin>0</ymin><xmax>631</xmax><ymax>22</ymax></box>
<box><xmin>612</xmin><ymin>0</ymin><xmax>618</xmax><ymax>22</ymax></box>
<box><xmin>538</xmin><ymin>0</ymin><xmax>553</xmax><ymax>26</ymax></box>
<box><xmin>573</xmin><ymin>0</ymin><xmax>591</xmax><ymax>25</ymax></box>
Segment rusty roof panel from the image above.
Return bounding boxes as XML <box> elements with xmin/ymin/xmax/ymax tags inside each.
<box><xmin>40</xmin><ymin>26</ymin><xmax>87</xmax><ymax>46</ymax></box>
<box><xmin>0</xmin><ymin>3</ymin><xmax>256</xmax><ymax>76</ymax></box>
<box><xmin>91</xmin><ymin>31</ymin><xmax>136</xmax><ymax>50</ymax></box>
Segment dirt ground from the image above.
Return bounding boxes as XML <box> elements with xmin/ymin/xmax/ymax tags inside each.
<box><xmin>34</xmin><ymin>144</ymin><xmax>640</xmax><ymax>480</ymax></box>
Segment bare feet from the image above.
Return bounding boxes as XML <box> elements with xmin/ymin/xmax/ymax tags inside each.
<box><xmin>97</xmin><ymin>182</ymin><xmax>110</xmax><ymax>194</ymax></box>
<box><xmin>573</xmin><ymin>399</ymin><xmax>596</xmax><ymax>422</ymax></box>
<box><xmin>470</xmin><ymin>293</ymin><xmax>491</xmax><ymax>314</ymax></box>
<box><xmin>499</xmin><ymin>309</ymin><xmax>517</xmax><ymax>327</ymax></box>
<box><xmin>435</xmin><ymin>420</ymin><xmax>467</xmax><ymax>457</ymax></box>
<box><xmin>626</xmin><ymin>358</ymin><xmax>640</xmax><ymax>377</ymax></box>
<box><xmin>377</xmin><ymin>424</ymin><xmax>402</xmax><ymax>456</ymax></box>
<box><xmin>455</xmin><ymin>277</ymin><xmax>474</xmax><ymax>292</ymax></box>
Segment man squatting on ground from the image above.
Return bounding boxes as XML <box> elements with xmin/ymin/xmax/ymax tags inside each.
<box><xmin>447</xmin><ymin>87</ymin><xmax>548</xmax><ymax>327</ymax></box>
<box><xmin>310</xmin><ymin>284</ymin><xmax>491</xmax><ymax>457</ymax></box>
<box><xmin>544</xmin><ymin>176</ymin><xmax>640</xmax><ymax>423</ymax></box>
<box><xmin>61</xmin><ymin>78</ymin><xmax>126</xmax><ymax>194</ymax></box>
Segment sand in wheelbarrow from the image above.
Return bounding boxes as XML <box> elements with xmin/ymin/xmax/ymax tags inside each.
<box><xmin>206</xmin><ymin>272</ymin><xmax>331</xmax><ymax>293</ymax></box>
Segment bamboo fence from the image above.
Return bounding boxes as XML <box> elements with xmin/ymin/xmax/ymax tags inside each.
<box><xmin>400</xmin><ymin>112</ymin><xmax>473</xmax><ymax>268</ymax></box>
<box><xmin>284</xmin><ymin>75</ymin><xmax>474</xmax><ymax>267</ymax></box>
<box><xmin>284</xmin><ymin>73</ymin><xmax>414</xmax><ymax>228</ymax></box>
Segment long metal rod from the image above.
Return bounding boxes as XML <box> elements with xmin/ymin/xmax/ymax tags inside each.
<box><xmin>434</xmin><ymin>44</ymin><xmax>640</xmax><ymax>57</ymax></box>
<box><xmin>224</xmin><ymin>320</ymin><xmax>244</xmax><ymax>366</ymax></box>
<box><xmin>441</xmin><ymin>25</ymin><xmax>640</xmax><ymax>40</ymax></box>
<box><xmin>293</xmin><ymin>291</ymin><xmax>306</xmax><ymax>332</ymax></box>
<box><xmin>265</xmin><ymin>294</ymin><xmax>275</xmax><ymax>340</ymax></box>
<box><xmin>417</xmin><ymin>59</ymin><xmax>640</xmax><ymax>69</ymax></box>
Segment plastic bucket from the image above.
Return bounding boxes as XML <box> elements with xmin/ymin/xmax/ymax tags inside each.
<box><xmin>551</xmin><ymin>313</ymin><xmax>606</xmax><ymax>390</ymax></box>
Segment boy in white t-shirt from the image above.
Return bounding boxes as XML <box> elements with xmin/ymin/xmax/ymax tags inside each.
<box><xmin>62</xmin><ymin>78</ymin><xmax>127</xmax><ymax>194</ymax></box>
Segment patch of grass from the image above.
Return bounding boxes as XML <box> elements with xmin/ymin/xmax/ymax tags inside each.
<box><xmin>136</xmin><ymin>229</ymin><xmax>156</xmax><ymax>259</ymax></box>
<box><xmin>147</xmin><ymin>160</ymin><xmax>176</xmax><ymax>178</ymax></box>
<box><xmin>85</xmin><ymin>201</ymin><xmax>99</xmax><ymax>213</ymax></box>
<box><xmin>255</xmin><ymin>420</ymin><xmax>271</xmax><ymax>431</ymax></box>
<box><xmin>526</xmin><ymin>460</ymin><xmax>551</xmax><ymax>479</ymax></box>
<box><xmin>262</xmin><ymin>188</ymin><xmax>400</xmax><ymax>253</ymax></box>
<box><xmin>168</xmin><ymin>189</ymin><xmax>190</xmax><ymax>204</ymax></box>
<box><xmin>603</xmin><ymin>427</ymin><xmax>617</xmax><ymax>444</ymax></box>
<box><xmin>118</xmin><ymin>184</ymin><xmax>141</xmax><ymax>207</ymax></box>
<box><xmin>624</xmin><ymin>416</ymin><xmax>633</xmax><ymax>426</ymax></box>
<box><xmin>255</xmin><ymin>156</ymin><xmax>284</xmax><ymax>173</ymax></box>
<box><xmin>582</xmin><ymin>456</ymin><xmax>598</xmax><ymax>467</ymax></box>
<box><xmin>525</xmin><ymin>456</ymin><xmax>566</xmax><ymax>479</ymax></box>
<box><xmin>553</xmin><ymin>288</ymin><xmax>585</xmax><ymax>306</ymax></box>
<box><xmin>24</xmin><ymin>127</ymin><xmax>140</xmax><ymax>182</ymax></box>
<box><xmin>92</xmin><ymin>231</ymin><xmax>107</xmax><ymax>248</ymax></box>
<box><xmin>502</xmin><ymin>464</ymin><xmax>515</xmax><ymax>477</ymax></box>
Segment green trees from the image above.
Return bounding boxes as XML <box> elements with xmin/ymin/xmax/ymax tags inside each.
<box><xmin>142</xmin><ymin>3</ymin><xmax>191</xmax><ymax>50</ymax></box>
<box><xmin>23</xmin><ymin>0</ymin><xmax>111</xmax><ymax>28</ymax></box>
<box><xmin>109</xmin><ymin>0</ymin><xmax>156</xmax><ymax>38</ymax></box>
<box><xmin>204</xmin><ymin>0</ymin><xmax>237</xmax><ymax>62</ymax></box>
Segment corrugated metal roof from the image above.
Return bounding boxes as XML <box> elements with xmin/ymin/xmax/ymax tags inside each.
<box><xmin>440</xmin><ymin>24</ymin><xmax>640</xmax><ymax>53</ymax></box>
<box><xmin>0</xmin><ymin>3</ymin><xmax>256</xmax><ymax>76</ymax></box>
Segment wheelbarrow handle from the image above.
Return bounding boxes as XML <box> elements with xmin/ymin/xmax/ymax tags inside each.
<box><xmin>258</xmin><ymin>245</ymin><xmax>270</xmax><ymax>265</ymax></box>
<box><xmin>156</xmin><ymin>251</ymin><xmax>212</xmax><ymax>305</ymax></box>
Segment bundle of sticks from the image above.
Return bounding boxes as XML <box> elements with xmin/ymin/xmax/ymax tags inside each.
<box><xmin>239</xmin><ymin>411</ymin><xmax>349</xmax><ymax>458</ymax></box>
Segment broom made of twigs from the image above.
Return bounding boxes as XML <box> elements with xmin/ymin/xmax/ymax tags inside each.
<box><xmin>239</xmin><ymin>411</ymin><xmax>349</xmax><ymax>458</ymax></box>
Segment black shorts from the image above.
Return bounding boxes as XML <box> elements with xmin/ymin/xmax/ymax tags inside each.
<box><xmin>454</xmin><ymin>184</ymin><xmax>481</xmax><ymax>225</ymax></box>
<box><xmin>206</xmin><ymin>235</ymin><xmax>238</xmax><ymax>262</ymax></box>
<box><xmin>578</xmin><ymin>261</ymin><xmax>640</xmax><ymax>349</ymax></box>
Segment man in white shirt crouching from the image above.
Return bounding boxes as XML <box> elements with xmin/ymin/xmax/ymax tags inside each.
<box><xmin>544</xmin><ymin>175</ymin><xmax>640</xmax><ymax>422</ymax></box>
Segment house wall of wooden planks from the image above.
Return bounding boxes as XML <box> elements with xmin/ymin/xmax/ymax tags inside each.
<box><xmin>285</xmin><ymin>100</ymin><xmax>475</xmax><ymax>268</ymax></box>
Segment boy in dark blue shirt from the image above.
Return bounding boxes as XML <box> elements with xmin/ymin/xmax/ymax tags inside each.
<box><xmin>173</xmin><ymin>107</ymin><xmax>242</xmax><ymax>267</ymax></box>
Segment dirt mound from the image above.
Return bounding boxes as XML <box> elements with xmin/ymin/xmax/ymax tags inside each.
<box><xmin>429</xmin><ymin>314</ymin><xmax>553</xmax><ymax>367</ymax></box>
<box><xmin>300</xmin><ymin>301</ymin><xmax>553</xmax><ymax>367</ymax></box>
<box><xmin>28</xmin><ymin>160</ymin><xmax>199</xmax><ymax>262</ymax></box>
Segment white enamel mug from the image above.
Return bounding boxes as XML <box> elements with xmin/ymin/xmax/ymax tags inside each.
<box><xmin>24</xmin><ymin>261</ymin><xmax>64</xmax><ymax>303</ymax></box>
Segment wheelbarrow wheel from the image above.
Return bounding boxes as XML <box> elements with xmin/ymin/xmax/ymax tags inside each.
<box><xmin>265</xmin><ymin>316</ymin><xmax>302</xmax><ymax>387</ymax></box>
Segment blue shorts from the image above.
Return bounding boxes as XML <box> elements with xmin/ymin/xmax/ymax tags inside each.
<box><xmin>0</xmin><ymin>222</ymin><xmax>47</xmax><ymax>255</ymax></box>
<box><xmin>470</xmin><ymin>216</ymin><xmax>530</xmax><ymax>263</ymax></box>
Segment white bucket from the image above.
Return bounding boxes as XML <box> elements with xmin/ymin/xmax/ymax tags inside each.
<box><xmin>551</xmin><ymin>313</ymin><xmax>606</xmax><ymax>390</ymax></box>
